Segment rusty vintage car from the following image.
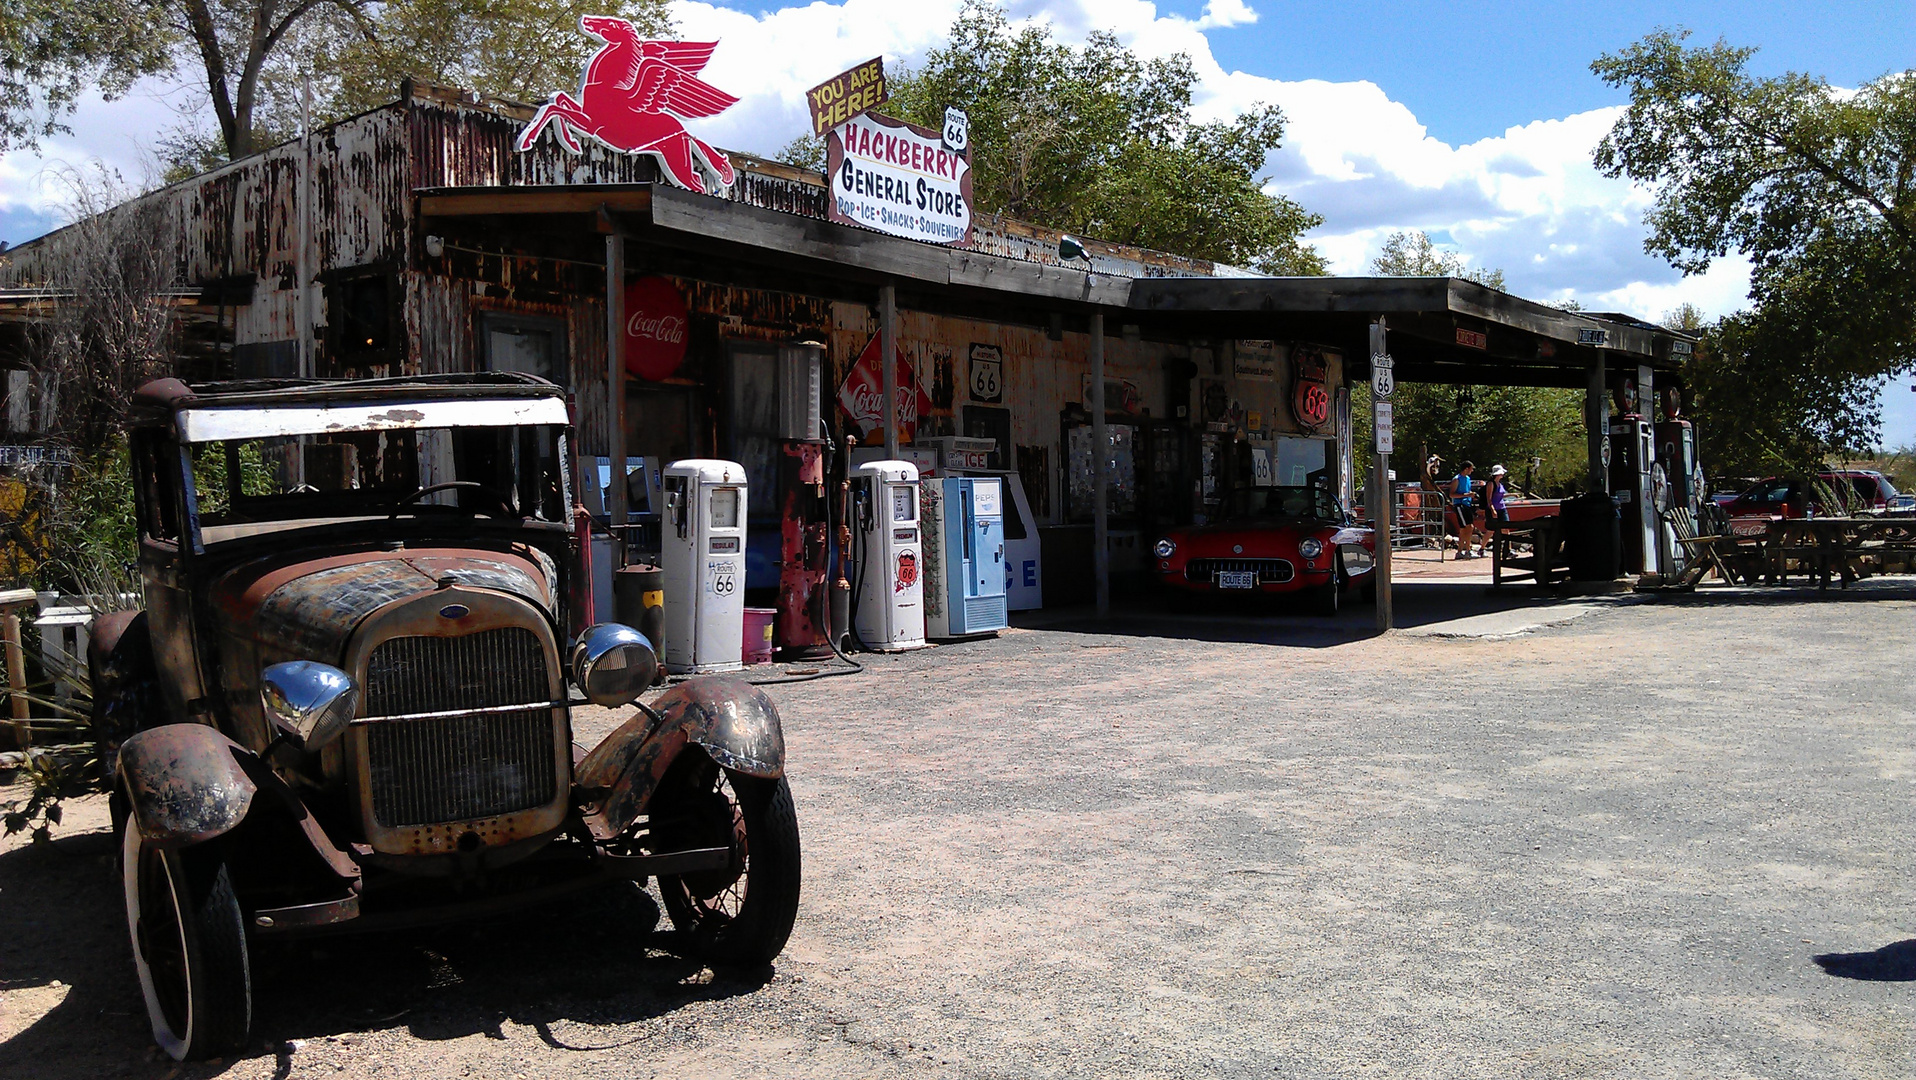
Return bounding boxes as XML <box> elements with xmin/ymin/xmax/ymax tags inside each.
<box><xmin>91</xmin><ymin>375</ymin><xmax>799</xmax><ymax>1060</ymax></box>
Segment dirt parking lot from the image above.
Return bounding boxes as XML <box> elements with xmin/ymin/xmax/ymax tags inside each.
<box><xmin>2</xmin><ymin>580</ymin><xmax>1911</xmax><ymax>1079</ymax></box>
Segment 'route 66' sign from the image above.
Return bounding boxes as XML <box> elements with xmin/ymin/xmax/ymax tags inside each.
<box><xmin>942</xmin><ymin>107</ymin><xmax>969</xmax><ymax>154</ymax></box>
<box><xmin>968</xmin><ymin>342</ymin><xmax>1002</xmax><ymax>402</ymax></box>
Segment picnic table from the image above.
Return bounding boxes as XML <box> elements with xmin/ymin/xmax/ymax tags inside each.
<box><xmin>1761</xmin><ymin>516</ymin><xmax>1916</xmax><ymax>589</ymax></box>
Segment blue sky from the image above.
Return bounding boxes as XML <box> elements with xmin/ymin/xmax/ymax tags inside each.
<box><xmin>5</xmin><ymin>0</ymin><xmax>1913</xmax><ymax>442</ymax></box>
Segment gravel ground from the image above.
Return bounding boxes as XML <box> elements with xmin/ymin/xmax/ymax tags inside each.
<box><xmin>1</xmin><ymin>580</ymin><xmax>1911</xmax><ymax>1079</ymax></box>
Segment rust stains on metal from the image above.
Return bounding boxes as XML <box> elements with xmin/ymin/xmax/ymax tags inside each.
<box><xmin>576</xmin><ymin>676</ymin><xmax>785</xmax><ymax>840</ymax></box>
<box><xmin>118</xmin><ymin>724</ymin><xmax>259</xmax><ymax>848</ymax></box>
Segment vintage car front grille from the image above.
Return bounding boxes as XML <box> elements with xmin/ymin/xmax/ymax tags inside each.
<box><xmin>1185</xmin><ymin>558</ymin><xmax>1295</xmax><ymax>584</ymax></box>
<box><xmin>362</xmin><ymin>627</ymin><xmax>557</xmax><ymax>827</ymax></box>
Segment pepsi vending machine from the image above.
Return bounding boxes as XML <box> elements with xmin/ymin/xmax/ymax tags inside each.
<box><xmin>923</xmin><ymin>476</ymin><xmax>1009</xmax><ymax>639</ymax></box>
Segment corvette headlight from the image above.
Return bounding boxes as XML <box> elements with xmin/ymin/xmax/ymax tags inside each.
<box><xmin>1297</xmin><ymin>537</ymin><xmax>1324</xmax><ymax>559</ymax></box>
<box><xmin>1154</xmin><ymin>538</ymin><xmax>1177</xmax><ymax>558</ymax></box>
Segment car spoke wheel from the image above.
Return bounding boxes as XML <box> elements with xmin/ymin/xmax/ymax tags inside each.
<box><xmin>122</xmin><ymin>822</ymin><xmax>251</xmax><ymax>1061</ymax></box>
<box><xmin>652</xmin><ymin>754</ymin><xmax>801</xmax><ymax>967</ymax></box>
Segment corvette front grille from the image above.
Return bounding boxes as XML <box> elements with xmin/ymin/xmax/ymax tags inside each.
<box><xmin>1185</xmin><ymin>558</ymin><xmax>1295</xmax><ymax>584</ymax></box>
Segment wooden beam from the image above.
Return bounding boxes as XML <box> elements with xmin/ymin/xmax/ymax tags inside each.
<box><xmin>418</xmin><ymin>187</ymin><xmax>655</xmax><ymax>218</ymax></box>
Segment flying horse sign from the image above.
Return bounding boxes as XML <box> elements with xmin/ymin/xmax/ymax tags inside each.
<box><xmin>517</xmin><ymin>16</ymin><xmax>738</xmax><ymax>194</ymax></box>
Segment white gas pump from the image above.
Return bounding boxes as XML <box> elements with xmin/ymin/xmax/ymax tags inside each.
<box><xmin>661</xmin><ymin>459</ymin><xmax>747</xmax><ymax>674</ymax></box>
<box><xmin>852</xmin><ymin>460</ymin><xmax>927</xmax><ymax>651</ymax></box>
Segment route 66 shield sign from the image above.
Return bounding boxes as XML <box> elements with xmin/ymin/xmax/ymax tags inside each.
<box><xmin>942</xmin><ymin>107</ymin><xmax>969</xmax><ymax>154</ymax></box>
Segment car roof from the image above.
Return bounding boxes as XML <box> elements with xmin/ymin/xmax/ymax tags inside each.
<box><xmin>131</xmin><ymin>374</ymin><xmax>568</xmax><ymax>436</ymax></box>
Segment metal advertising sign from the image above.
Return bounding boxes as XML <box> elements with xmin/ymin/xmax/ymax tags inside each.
<box><xmin>968</xmin><ymin>343</ymin><xmax>1003</xmax><ymax>403</ymax></box>
<box><xmin>622</xmin><ymin>276</ymin><xmax>690</xmax><ymax>380</ymax></box>
<box><xmin>1233</xmin><ymin>340</ymin><xmax>1280</xmax><ymax>381</ymax></box>
<box><xmin>805</xmin><ymin>57</ymin><xmax>887</xmax><ymax>136</ymax></box>
<box><xmin>826</xmin><ymin>111</ymin><xmax>972</xmax><ymax>245</ymax></box>
<box><xmin>837</xmin><ymin>331</ymin><xmax>934</xmax><ymax>442</ymax></box>
<box><xmin>517</xmin><ymin>18</ymin><xmax>738</xmax><ymax>194</ymax></box>
<box><xmin>1290</xmin><ymin>346</ymin><xmax>1332</xmax><ymax>432</ymax></box>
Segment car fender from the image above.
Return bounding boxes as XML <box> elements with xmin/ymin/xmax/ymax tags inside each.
<box><xmin>577</xmin><ymin>676</ymin><xmax>785</xmax><ymax>838</ymax></box>
<box><xmin>117</xmin><ymin>724</ymin><xmax>259</xmax><ymax>849</ymax></box>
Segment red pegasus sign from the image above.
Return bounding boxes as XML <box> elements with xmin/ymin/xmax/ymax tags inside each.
<box><xmin>516</xmin><ymin>17</ymin><xmax>738</xmax><ymax>194</ymax></box>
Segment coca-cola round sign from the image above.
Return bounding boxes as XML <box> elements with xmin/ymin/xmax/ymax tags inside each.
<box><xmin>623</xmin><ymin>276</ymin><xmax>690</xmax><ymax>380</ymax></box>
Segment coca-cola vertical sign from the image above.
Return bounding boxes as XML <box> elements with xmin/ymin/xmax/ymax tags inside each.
<box><xmin>837</xmin><ymin>331</ymin><xmax>933</xmax><ymax>442</ymax></box>
<box><xmin>623</xmin><ymin>276</ymin><xmax>690</xmax><ymax>380</ymax></box>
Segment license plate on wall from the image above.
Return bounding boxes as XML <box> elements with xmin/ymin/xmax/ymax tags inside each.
<box><xmin>1217</xmin><ymin>571</ymin><xmax>1256</xmax><ymax>589</ymax></box>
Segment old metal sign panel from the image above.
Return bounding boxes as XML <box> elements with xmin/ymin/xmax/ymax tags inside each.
<box><xmin>515</xmin><ymin>18</ymin><xmax>739</xmax><ymax>194</ymax></box>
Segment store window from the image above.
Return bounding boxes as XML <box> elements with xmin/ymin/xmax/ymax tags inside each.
<box><xmin>479</xmin><ymin>311</ymin><xmax>568</xmax><ymax>384</ymax></box>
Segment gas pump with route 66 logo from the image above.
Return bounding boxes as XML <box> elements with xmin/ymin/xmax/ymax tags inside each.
<box><xmin>662</xmin><ymin>459</ymin><xmax>747</xmax><ymax>673</ymax></box>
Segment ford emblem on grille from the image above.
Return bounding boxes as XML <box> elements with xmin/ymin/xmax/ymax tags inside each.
<box><xmin>439</xmin><ymin>604</ymin><xmax>470</xmax><ymax>619</ymax></box>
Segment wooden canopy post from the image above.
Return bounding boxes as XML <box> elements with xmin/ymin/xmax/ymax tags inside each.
<box><xmin>1586</xmin><ymin>355</ymin><xmax>1608</xmax><ymax>494</ymax></box>
<box><xmin>0</xmin><ymin>589</ymin><xmax>35</xmax><ymax>748</ymax></box>
<box><xmin>1091</xmin><ymin>312</ymin><xmax>1109</xmax><ymax>617</ymax></box>
<box><xmin>880</xmin><ymin>284</ymin><xmax>899</xmax><ymax>460</ymax></box>
<box><xmin>606</xmin><ymin>234</ymin><xmax>628</xmax><ymax>528</ymax></box>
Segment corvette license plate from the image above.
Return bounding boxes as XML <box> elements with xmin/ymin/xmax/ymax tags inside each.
<box><xmin>1217</xmin><ymin>570</ymin><xmax>1257</xmax><ymax>589</ymax></box>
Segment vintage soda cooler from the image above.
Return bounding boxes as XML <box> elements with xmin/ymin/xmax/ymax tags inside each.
<box><xmin>852</xmin><ymin>460</ymin><xmax>927</xmax><ymax>651</ymax></box>
<box><xmin>922</xmin><ymin>476</ymin><xmax>1008</xmax><ymax>638</ymax></box>
<box><xmin>661</xmin><ymin>459</ymin><xmax>747</xmax><ymax>674</ymax></box>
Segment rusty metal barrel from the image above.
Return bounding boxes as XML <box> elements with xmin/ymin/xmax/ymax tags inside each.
<box><xmin>613</xmin><ymin>565</ymin><xmax>667</xmax><ymax>677</ymax></box>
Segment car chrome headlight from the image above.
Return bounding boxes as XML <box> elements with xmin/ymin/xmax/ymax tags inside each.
<box><xmin>572</xmin><ymin>623</ymin><xmax>659</xmax><ymax>707</ymax></box>
<box><xmin>1297</xmin><ymin>537</ymin><xmax>1324</xmax><ymax>559</ymax></box>
<box><xmin>1154</xmin><ymin>538</ymin><xmax>1177</xmax><ymax>558</ymax></box>
<box><xmin>261</xmin><ymin>661</ymin><xmax>358</xmax><ymax>752</ymax></box>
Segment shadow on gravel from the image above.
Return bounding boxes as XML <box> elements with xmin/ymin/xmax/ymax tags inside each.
<box><xmin>1017</xmin><ymin>580</ymin><xmax>1594</xmax><ymax>646</ymax></box>
<box><xmin>0</xmin><ymin>823</ymin><xmax>770</xmax><ymax>1080</ymax></box>
<box><xmin>1813</xmin><ymin>940</ymin><xmax>1916</xmax><ymax>981</ymax></box>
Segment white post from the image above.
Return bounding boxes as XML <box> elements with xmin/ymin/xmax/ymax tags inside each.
<box><xmin>881</xmin><ymin>284</ymin><xmax>900</xmax><ymax>460</ymax></box>
<box><xmin>1091</xmin><ymin>312</ymin><xmax>1109</xmax><ymax>617</ymax></box>
<box><xmin>606</xmin><ymin>235</ymin><xmax>628</xmax><ymax>527</ymax></box>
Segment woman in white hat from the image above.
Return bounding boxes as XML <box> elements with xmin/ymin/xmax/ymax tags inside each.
<box><xmin>1482</xmin><ymin>464</ymin><xmax>1510</xmax><ymax>556</ymax></box>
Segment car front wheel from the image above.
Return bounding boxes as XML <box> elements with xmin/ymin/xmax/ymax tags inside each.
<box><xmin>1309</xmin><ymin>577</ymin><xmax>1340</xmax><ymax>617</ymax></box>
<box><xmin>652</xmin><ymin>753</ymin><xmax>801</xmax><ymax>968</ymax></box>
<box><xmin>121</xmin><ymin>821</ymin><xmax>251</xmax><ymax>1061</ymax></box>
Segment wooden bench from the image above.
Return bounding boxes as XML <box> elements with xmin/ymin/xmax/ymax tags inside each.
<box><xmin>1489</xmin><ymin>517</ymin><xmax>1568</xmax><ymax>587</ymax></box>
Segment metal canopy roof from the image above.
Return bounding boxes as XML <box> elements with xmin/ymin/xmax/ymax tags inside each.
<box><xmin>418</xmin><ymin>182</ymin><xmax>1690</xmax><ymax>388</ymax></box>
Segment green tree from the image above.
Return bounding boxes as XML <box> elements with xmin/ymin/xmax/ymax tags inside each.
<box><xmin>12</xmin><ymin>0</ymin><xmax>668</xmax><ymax>168</ymax></box>
<box><xmin>870</xmin><ymin>1</ymin><xmax>1324</xmax><ymax>273</ymax></box>
<box><xmin>1362</xmin><ymin>232</ymin><xmax>1582</xmax><ymax>490</ymax></box>
<box><xmin>326</xmin><ymin>0</ymin><xmax>674</xmax><ymax>116</ymax></box>
<box><xmin>0</xmin><ymin>0</ymin><xmax>172</xmax><ymax>152</ymax></box>
<box><xmin>1593</xmin><ymin>29</ymin><xmax>1915</xmax><ymax>464</ymax></box>
<box><xmin>1369</xmin><ymin>229</ymin><xmax>1506</xmax><ymax>290</ymax></box>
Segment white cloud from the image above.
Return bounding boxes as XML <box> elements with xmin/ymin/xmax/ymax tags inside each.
<box><xmin>1193</xmin><ymin>0</ymin><xmax>1257</xmax><ymax>31</ymax></box>
<box><xmin>0</xmin><ymin>0</ymin><xmax>1749</xmax><ymax>324</ymax></box>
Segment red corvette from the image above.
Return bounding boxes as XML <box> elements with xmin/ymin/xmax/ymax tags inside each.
<box><xmin>1155</xmin><ymin>485</ymin><xmax>1377</xmax><ymax>615</ymax></box>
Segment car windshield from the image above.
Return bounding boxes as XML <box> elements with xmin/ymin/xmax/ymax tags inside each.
<box><xmin>1229</xmin><ymin>485</ymin><xmax>1339</xmax><ymax>522</ymax></box>
<box><xmin>185</xmin><ymin>424</ymin><xmax>568</xmax><ymax>543</ymax></box>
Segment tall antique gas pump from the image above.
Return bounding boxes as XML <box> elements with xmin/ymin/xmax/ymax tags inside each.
<box><xmin>1608</xmin><ymin>383</ymin><xmax>1659</xmax><ymax>576</ymax></box>
<box><xmin>661</xmin><ymin>459</ymin><xmax>747</xmax><ymax>674</ymax></box>
<box><xmin>851</xmin><ymin>459</ymin><xmax>927</xmax><ymax>651</ymax></box>
<box><xmin>776</xmin><ymin>342</ymin><xmax>831</xmax><ymax>657</ymax></box>
<box><xmin>1654</xmin><ymin>388</ymin><xmax>1699</xmax><ymax>574</ymax></box>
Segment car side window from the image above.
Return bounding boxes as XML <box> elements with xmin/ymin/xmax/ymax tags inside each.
<box><xmin>132</xmin><ymin>433</ymin><xmax>180</xmax><ymax>543</ymax></box>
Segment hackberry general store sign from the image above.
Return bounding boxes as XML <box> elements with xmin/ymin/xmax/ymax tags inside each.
<box><xmin>827</xmin><ymin>111</ymin><xmax>972</xmax><ymax>245</ymax></box>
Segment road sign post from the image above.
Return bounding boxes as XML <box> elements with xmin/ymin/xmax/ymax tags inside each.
<box><xmin>1369</xmin><ymin>323</ymin><xmax>1393</xmax><ymax>630</ymax></box>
